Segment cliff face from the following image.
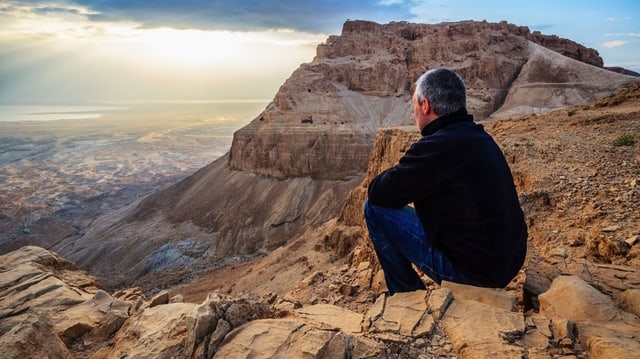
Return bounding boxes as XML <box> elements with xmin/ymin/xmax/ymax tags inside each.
<box><xmin>57</xmin><ymin>20</ymin><xmax>638</xmax><ymax>290</ymax></box>
<box><xmin>228</xmin><ymin>20</ymin><xmax>627</xmax><ymax>180</ymax></box>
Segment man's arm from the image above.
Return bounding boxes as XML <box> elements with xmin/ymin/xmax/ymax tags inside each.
<box><xmin>367</xmin><ymin>140</ymin><xmax>436</xmax><ymax>208</ymax></box>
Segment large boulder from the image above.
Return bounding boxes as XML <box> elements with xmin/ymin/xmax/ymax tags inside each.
<box><xmin>539</xmin><ymin>275</ymin><xmax>640</xmax><ymax>359</ymax></box>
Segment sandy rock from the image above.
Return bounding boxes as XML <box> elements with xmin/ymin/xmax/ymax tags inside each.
<box><xmin>0</xmin><ymin>245</ymin><xmax>79</xmax><ymax>271</ymax></box>
<box><xmin>185</xmin><ymin>293</ymin><xmax>223</xmax><ymax>357</ymax></box>
<box><xmin>441</xmin><ymin>295</ymin><xmax>526</xmax><ymax>358</ymax></box>
<box><xmin>550</xmin><ymin>318</ymin><xmax>576</xmax><ymax>342</ymax></box>
<box><xmin>148</xmin><ymin>289</ymin><xmax>170</xmax><ymax>307</ymax></box>
<box><xmin>525</xmin><ymin>256</ymin><xmax>640</xmax><ymax>309</ymax></box>
<box><xmin>538</xmin><ymin>275</ymin><xmax>640</xmax><ymax>359</ymax></box>
<box><xmin>112</xmin><ymin>287</ymin><xmax>146</xmax><ymax>313</ymax></box>
<box><xmin>0</xmin><ymin>246</ymin><xmax>114</xmax><ymax>355</ymax></box>
<box><xmin>274</xmin><ymin>299</ymin><xmax>300</xmax><ymax>312</ymax></box>
<box><xmin>442</xmin><ymin>281</ymin><xmax>517</xmax><ymax>311</ymax></box>
<box><xmin>538</xmin><ymin>275</ymin><xmax>620</xmax><ymax>322</ymax></box>
<box><xmin>363</xmin><ymin>290</ymin><xmax>436</xmax><ymax>344</ymax></box>
<box><xmin>427</xmin><ymin>287</ymin><xmax>453</xmax><ymax>320</ymax></box>
<box><xmin>577</xmin><ymin>322</ymin><xmax>640</xmax><ymax>359</ymax></box>
<box><xmin>0</xmin><ymin>313</ymin><xmax>71</xmax><ymax>359</ymax></box>
<box><xmin>301</xmin><ymin>270</ymin><xmax>324</xmax><ymax>287</ymax></box>
<box><xmin>52</xmin><ymin>289</ymin><xmax>132</xmax><ymax>346</ymax></box>
<box><xmin>170</xmin><ymin>293</ymin><xmax>185</xmax><ymax>303</ymax></box>
<box><xmin>210</xmin><ymin>300</ymin><xmax>384</xmax><ymax>358</ymax></box>
<box><xmin>352</xmin><ymin>336</ymin><xmax>386</xmax><ymax>358</ymax></box>
<box><xmin>88</xmin><ymin>310</ymin><xmax>129</xmax><ymax>343</ymax></box>
<box><xmin>370</xmin><ymin>269</ymin><xmax>387</xmax><ymax>294</ymax></box>
<box><xmin>101</xmin><ymin>302</ymin><xmax>196</xmax><ymax>359</ymax></box>
<box><xmin>528</xmin><ymin>315</ymin><xmax>552</xmax><ymax>338</ymax></box>
<box><xmin>617</xmin><ymin>289</ymin><xmax>640</xmax><ymax>317</ymax></box>
<box><xmin>213</xmin><ymin>319</ymin><xmax>348</xmax><ymax>359</ymax></box>
<box><xmin>523</xmin><ymin>315</ymin><xmax>552</xmax><ymax>356</ymax></box>
<box><xmin>0</xmin><ymin>246</ymin><xmax>98</xmax><ymax>320</ymax></box>
<box><xmin>1</xmin><ymin>246</ymin><xmax>280</xmax><ymax>359</ymax></box>
<box><xmin>381</xmin><ymin>290</ymin><xmax>429</xmax><ymax>337</ymax></box>
<box><xmin>363</xmin><ymin>293</ymin><xmax>385</xmax><ymax>330</ymax></box>
<box><xmin>294</xmin><ymin>303</ymin><xmax>363</xmax><ymax>334</ymax></box>
<box><xmin>183</xmin><ymin>291</ymin><xmax>273</xmax><ymax>357</ymax></box>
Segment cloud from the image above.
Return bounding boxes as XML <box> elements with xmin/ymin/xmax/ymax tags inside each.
<box><xmin>63</xmin><ymin>0</ymin><xmax>414</xmax><ymax>33</ymax></box>
<box><xmin>602</xmin><ymin>40</ymin><xmax>627</xmax><ymax>48</ymax></box>
<box><xmin>605</xmin><ymin>32</ymin><xmax>640</xmax><ymax>38</ymax></box>
<box><xmin>529</xmin><ymin>24</ymin><xmax>556</xmax><ymax>32</ymax></box>
<box><xmin>32</xmin><ymin>6</ymin><xmax>81</xmax><ymax>16</ymax></box>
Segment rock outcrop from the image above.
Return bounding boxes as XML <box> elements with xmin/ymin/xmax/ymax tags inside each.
<box><xmin>3</xmin><ymin>246</ymin><xmax>639</xmax><ymax>358</ymax></box>
<box><xmin>229</xmin><ymin>20</ymin><xmax>632</xmax><ymax>180</ymax></box>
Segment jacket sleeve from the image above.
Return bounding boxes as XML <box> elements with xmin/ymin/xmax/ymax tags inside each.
<box><xmin>367</xmin><ymin>139</ymin><xmax>437</xmax><ymax>208</ymax></box>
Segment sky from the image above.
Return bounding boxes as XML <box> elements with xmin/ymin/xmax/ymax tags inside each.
<box><xmin>0</xmin><ymin>0</ymin><xmax>638</xmax><ymax>105</ymax></box>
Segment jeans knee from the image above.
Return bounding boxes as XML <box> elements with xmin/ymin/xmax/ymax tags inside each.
<box><xmin>364</xmin><ymin>199</ymin><xmax>372</xmax><ymax>219</ymax></box>
<box><xmin>364</xmin><ymin>200</ymin><xmax>381</xmax><ymax>226</ymax></box>
<box><xmin>364</xmin><ymin>199</ymin><xmax>380</xmax><ymax>216</ymax></box>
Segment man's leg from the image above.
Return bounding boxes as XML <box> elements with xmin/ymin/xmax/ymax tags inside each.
<box><xmin>364</xmin><ymin>201</ymin><xmax>426</xmax><ymax>294</ymax></box>
<box><xmin>364</xmin><ymin>201</ymin><xmax>477</xmax><ymax>295</ymax></box>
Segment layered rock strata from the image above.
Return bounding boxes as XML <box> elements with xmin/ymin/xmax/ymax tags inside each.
<box><xmin>229</xmin><ymin>19</ymin><xmax>628</xmax><ymax>180</ymax></box>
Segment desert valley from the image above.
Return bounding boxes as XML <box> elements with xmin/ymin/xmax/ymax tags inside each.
<box><xmin>1</xmin><ymin>20</ymin><xmax>639</xmax><ymax>359</ymax></box>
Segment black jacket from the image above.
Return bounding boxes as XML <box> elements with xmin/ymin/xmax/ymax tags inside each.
<box><xmin>367</xmin><ymin>109</ymin><xmax>527</xmax><ymax>287</ymax></box>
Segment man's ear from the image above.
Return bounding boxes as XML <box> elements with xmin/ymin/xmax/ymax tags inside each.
<box><xmin>421</xmin><ymin>98</ymin><xmax>431</xmax><ymax>116</ymax></box>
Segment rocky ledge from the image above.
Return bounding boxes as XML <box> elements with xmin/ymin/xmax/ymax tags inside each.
<box><xmin>2</xmin><ymin>246</ymin><xmax>640</xmax><ymax>359</ymax></box>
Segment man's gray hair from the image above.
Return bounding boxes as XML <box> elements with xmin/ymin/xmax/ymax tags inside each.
<box><xmin>414</xmin><ymin>68</ymin><xmax>466</xmax><ymax>116</ymax></box>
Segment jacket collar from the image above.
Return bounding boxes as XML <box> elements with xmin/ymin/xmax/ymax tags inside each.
<box><xmin>421</xmin><ymin>108</ymin><xmax>473</xmax><ymax>136</ymax></box>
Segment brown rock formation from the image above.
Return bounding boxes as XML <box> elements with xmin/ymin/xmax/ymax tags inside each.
<box><xmin>229</xmin><ymin>19</ymin><xmax>629</xmax><ymax>179</ymax></box>
<box><xmin>3</xmin><ymin>246</ymin><xmax>640</xmax><ymax>358</ymax></box>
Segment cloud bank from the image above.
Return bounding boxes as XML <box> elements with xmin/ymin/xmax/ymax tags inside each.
<box><xmin>64</xmin><ymin>0</ymin><xmax>414</xmax><ymax>33</ymax></box>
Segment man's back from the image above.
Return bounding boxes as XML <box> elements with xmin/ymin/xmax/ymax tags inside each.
<box><xmin>365</xmin><ymin>68</ymin><xmax>527</xmax><ymax>294</ymax></box>
<box><xmin>368</xmin><ymin>110</ymin><xmax>527</xmax><ymax>287</ymax></box>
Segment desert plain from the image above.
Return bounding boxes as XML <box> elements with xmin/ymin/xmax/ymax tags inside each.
<box><xmin>0</xmin><ymin>101</ymin><xmax>267</xmax><ymax>254</ymax></box>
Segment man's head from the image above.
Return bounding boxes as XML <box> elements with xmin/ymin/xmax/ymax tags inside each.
<box><xmin>413</xmin><ymin>68</ymin><xmax>467</xmax><ymax>130</ymax></box>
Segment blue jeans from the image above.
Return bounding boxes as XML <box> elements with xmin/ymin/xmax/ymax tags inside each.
<box><xmin>364</xmin><ymin>200</ymin><xmax>480</xmax><ymax>295</ymax></box>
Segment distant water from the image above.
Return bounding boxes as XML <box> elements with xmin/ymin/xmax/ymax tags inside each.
<box><xmin>0</xmin><ymin>99</ymin><xmax>271</xmax><ymax>245</ymax></box>
<box><xmin>0</xmin><ymin>100</ymin><xmax>269</xmax><ymax>122</ymax></box>
<box><xmin>0</xmin><ymin>105</ymin><xmax>126</xmax><ymax>122</ymax></box>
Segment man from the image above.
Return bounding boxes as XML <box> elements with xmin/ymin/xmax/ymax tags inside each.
<box><xmin>364</xmin><ymin>68</ymin><xmax>527</xmax><ymax>295</ymax></box>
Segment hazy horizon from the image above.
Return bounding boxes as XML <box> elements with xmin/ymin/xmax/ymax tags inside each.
<box><xmin>1</xmin><ymin>0</ymin><xmax>638</xmax><ymax>105</ymax></box>
<box><xmin>0</xmin><ymin>99</ymin><xmax>270</xmax><ymax>123</ymax></box>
